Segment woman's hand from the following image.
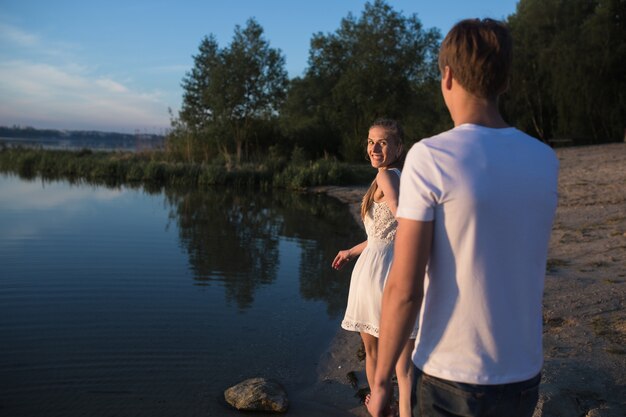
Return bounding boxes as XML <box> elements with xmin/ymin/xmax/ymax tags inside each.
<box><xmin>332</xmin><ymin>250</ymin><xmax>352</xmax><ymax>270</ymax></box>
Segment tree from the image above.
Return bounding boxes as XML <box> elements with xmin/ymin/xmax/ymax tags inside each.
<box><xmin>175</xmin><ymin>19</ymin><xmax>288</xmax><ymax>163</ymax></box>
<box><xmin>503</xmin><ymin>0</ymin><xmax>626</xmax><ymax>144</ymax></box>
<box><xmin>279</xmin><ymin>75</ymin><xmax>342</xmax><ymax>159</ymax></box>
<box><xmin>281</xmin><ymin>0</ymin><xmax>443</xmax><ymax>161</ymax></box>
<box><xmin>502</xmin><ymin>0</ymin><xmax>559</xmax><ymax>141</ymax></box>
<box><xmin>575</xmin><ymin>0</ymin><xmax>626</xmax><ymax>141</ymax></box>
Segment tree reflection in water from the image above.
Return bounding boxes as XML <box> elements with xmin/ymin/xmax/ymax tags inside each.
<box><xmin>162</xmin><ymin>186</ymin><xmax>363</xmax><ymax>317</ymax></box>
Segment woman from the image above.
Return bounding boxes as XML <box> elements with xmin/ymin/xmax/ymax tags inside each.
<box><xmin>332</xmin><ymin>118</ymin><xmax>417</xmax><ymax>417</ymax></box>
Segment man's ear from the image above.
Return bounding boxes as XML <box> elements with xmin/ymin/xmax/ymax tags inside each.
<box><xmin>442</xmin><ymin>66</ymin><xmax>453</xmax><ymax>91</ymax></box>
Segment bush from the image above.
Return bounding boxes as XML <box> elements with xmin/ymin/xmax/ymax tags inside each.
<box><xmin>0</xmin><ymin>148</ymin><xmax>373</xmax><ymax>189</ymax></box>
<box><xmin>126</xmin><ymin>164</ymin><xmax>144</xmax><ymax>182</ymax></box>
<box><xmin>17</xmin><ymin>153</ymin><xmax>38</xmax><ymax>178</ymax></box>
<box><xmin>143</xmin><ymin>161</ymin><xmax>167</xmax><ymax>183</ymax></box>
<box><xmin>198</xmin><ymin>164</ymin><xmax>227</xmax><ymax>185</ymax></box>
<box><xmin>273</xmin><ymin>159</ymin><xmax>347</xmax><ymax>189</ymax></box>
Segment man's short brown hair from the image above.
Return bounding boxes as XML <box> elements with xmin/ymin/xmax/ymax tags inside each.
<box><xmin>438</xmin><ymin>18</ymin><xmax>512</xmax><ymax>99</ymax></box>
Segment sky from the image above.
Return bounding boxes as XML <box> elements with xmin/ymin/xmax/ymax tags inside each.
<box><xmin>0</xmin><ymin>1</ymin><xmax>519</xmax><ymax>134</ymax></box>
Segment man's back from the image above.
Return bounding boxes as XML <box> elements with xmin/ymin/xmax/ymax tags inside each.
<box><xmin>398</xmin><ymin>123</ymin><xmax>559</xmax><ymax>384</ymax></box>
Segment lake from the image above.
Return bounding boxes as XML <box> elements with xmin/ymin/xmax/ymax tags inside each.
<box><xmin>0</xmin><ymin>174</ymin><xmax>363</xmax><ymax>416</ymax></box>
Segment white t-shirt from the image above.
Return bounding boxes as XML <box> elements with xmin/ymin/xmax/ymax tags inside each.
<box><xmin>397</xmin><ymin>124</ymin><xmax>559</xmax><ymax>385</ymax></box>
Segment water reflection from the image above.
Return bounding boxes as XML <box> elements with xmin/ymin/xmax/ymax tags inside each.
<box><xmin>0</xmin><ymin>174</ymin><xmax>364</xmax><ymax>417</ymax></box>
<box><xmin>0</xmin><ymin>174</ymin><xmax>361</xmax><ymax>317</ymax></box>
<box><xmin>163</xmin><ymin>187</ymin><xmax>360</xmax><ymax>316</ymax></box>
<box><xmin>0</xmin><ymin>175</ymin><xmax>125</xmax><ymax>210</ymax></box>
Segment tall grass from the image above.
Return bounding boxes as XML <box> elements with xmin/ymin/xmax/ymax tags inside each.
<box><xmin>0</xmin><ymin>147</ymin><xmax>372</xmax><ymax>189</ymax></box>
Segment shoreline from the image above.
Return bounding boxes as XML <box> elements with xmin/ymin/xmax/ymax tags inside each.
<box><xmin>311</xmin><ymin>142</ymin><xmax>626</xmax><ymax>416</ymax></box>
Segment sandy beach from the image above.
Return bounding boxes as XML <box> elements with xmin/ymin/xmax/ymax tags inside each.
<box><xmin>309</xmin><ymin>142</ymin><xmax>626</xmax><ymax>417</ymax></box>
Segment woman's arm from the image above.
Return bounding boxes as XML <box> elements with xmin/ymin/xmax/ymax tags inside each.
<box><xmin>332</xmin><ymin>240</ymin><xmax>367</xmax><ymax>270</ymax></box>
<box><xmin>376</xmin><ymin>169</ymin><xmax>401</xmax><ymax>216</ymax></box>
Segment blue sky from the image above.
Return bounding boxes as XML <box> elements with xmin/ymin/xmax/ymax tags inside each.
<box><xmin>0</xmin><ymin>1</ymin><xmax>519</xmax><ymax>134</ymax></box>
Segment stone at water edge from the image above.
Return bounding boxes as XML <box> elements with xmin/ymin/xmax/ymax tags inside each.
<box><xmin>224</xmin><ymin>377</ymin><xmax>289</xmax><ymax>413</ymax></box>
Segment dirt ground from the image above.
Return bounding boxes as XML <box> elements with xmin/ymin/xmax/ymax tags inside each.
<box><xmin>310</xmin><ymin>142</ymin><xmax>626</xmax><ymax>417</ymax></box>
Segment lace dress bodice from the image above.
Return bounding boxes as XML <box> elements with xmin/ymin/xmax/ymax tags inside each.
<box><xmin>363</xmin><ymin>200</ymin><xmax>397</xmax><ymax>243</ymax></box>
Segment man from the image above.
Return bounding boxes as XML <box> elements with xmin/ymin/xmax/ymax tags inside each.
<box><xmin>367</xmin><ymin>18</ymin><xmax>559</xmax><ymax>417</ymax></box>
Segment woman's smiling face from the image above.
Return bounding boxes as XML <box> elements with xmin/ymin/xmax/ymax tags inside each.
<box><xmin>367</xmin><ymin>126</ymin><xmax>399</xmax><ymax>169</ymax></box>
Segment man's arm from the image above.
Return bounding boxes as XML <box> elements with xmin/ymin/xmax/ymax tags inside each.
<box><xmin>367</xmin><ymin>218</ymin><xmax>433</xmax><ymax>417</ymax></box>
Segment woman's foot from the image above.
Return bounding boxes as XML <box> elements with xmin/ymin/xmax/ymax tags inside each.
<box><xmin>364</xmin><ymin>393</ymin><xmax>398</xmax><ymax>417</ymax></box>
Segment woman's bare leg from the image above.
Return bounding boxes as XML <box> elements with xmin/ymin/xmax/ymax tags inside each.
<box><xmin>395</xmin><ymin>338</ymin><xmax>415</xmax><ymax>417</ymax></box>
<box><xmin>360</xmin><ymin>332</ymin><xmax>379</xmax><ymax>393</ymax></box>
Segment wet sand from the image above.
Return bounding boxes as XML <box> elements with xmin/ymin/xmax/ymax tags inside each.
<box><xmin>309</xmin><ymin>142</ymin><xmax>626</xmax><ymax>417</ymax></box>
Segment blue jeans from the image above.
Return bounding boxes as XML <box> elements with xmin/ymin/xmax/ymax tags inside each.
<box><xmin>411</xmin><ymin>367</ymin><xmax>541</xmax><ymax>417</ymax></box>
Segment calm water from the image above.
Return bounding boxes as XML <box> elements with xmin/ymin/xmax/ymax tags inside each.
<box><xmin>0</xmin><ymin>174</ymin><xmax>362</xmax><ymax>416</ymax></box>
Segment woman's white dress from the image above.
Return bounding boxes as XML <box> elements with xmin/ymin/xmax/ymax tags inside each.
<box><xmin>341</xmin><ymin>170</ymin><xmax>418</xmax><ymax>338</ymax></box>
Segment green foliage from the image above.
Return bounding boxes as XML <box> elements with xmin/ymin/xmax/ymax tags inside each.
<box><xmin>280</xmin><ymin>0</ymin><xmax>444</xmax><ymax>161</ymax></box>
<box><xmin>143</xmin><ymin>160</ymin><xmax>167</xmax><ymax>183</ymax></box>
<box><xmin>173</xmin><ymin>18</ymin><xmax>288</xmax><ymax>164</ymax></box>
<box><xmin>93</xmin><ymin>0</ymin><xmax>626</xmax><ymax>178</ymax></box>
<box><xmin>503</xmin><ymin>0</ymin><xmax>626</xmax><ymax>143</ymax></box>
<box><xmin>273</xmin><ymin>160</ymin><xmax>339</xmax><ymax>189</ymax></box>
<box><xmin>0</xmin><ymin>148</ymin><xmax>371</xmax><ymax>190</ymax></box>
<box><xmin>197</xmin><ymin>164</ymin><xmax>227</xmax><ymax>186</ymax></box>
<box><xmin>126</xmin><ymin>164</ymin><xmax>144</xmax><ymax>182</ymax></box>
<box><xmin>273</xmin><ymin>157</ymin><xmax>372</xmax><ymax>189</ymax></box>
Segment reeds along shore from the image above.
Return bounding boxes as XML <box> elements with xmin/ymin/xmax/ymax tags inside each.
<box><xmin>0</xmin><ymin>147</ymin><xmax>373</xmax><ymax>189</ymax></box>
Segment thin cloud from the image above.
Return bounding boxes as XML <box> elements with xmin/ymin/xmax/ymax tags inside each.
<box><xmin>0</xmin><ymin>21</ymin><xmax>82</xmax><ymax>59</ymax></box>
<box><xmin>0</xmin><ymin>21</ymin><xmax>170</xmax><ymax>132</ymax></box>
<box><xmin>96</xmin><ymin>78</ymin><xmax>129</xmax><ymax>94</ymax></box>
<box><xmin>148</xmin><ymin>64</ymin><xmax>190</xmax><ymax>74</ymax></box>
<box><xmin>0</xmin><ymin>60</ymin><xmax>170</xmax><ymax>131</ymax></box>
<box><xmin>0</xmin><ymin>22</ymin><xmax>39</xmax><ymax>47</ymax></box>
<box><xmin>0</xmin><ymin>61</ymin><xmax>88</xmax><ymax>97</ymax></box>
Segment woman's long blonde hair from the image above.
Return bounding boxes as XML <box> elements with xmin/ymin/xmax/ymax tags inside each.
<box><xmin>360</xmin><ymin>118</ymin><xmax>406</xmax><ymax>219</ymax></box>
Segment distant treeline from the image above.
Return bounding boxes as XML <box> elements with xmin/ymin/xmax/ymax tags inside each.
<box><xmin>0</xmin><ymin>126</ymin><xmax>164</xmax><ymax>142</ymax></box>
<box><xmin>0</xmin><ymin>126</ymin><xmax>165</xmax><ymax>153</ymax></box>
<box><xmin>166</xmin><ymin>0</ymin><xmax>625</xmax><ymax>166</ymax></box>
